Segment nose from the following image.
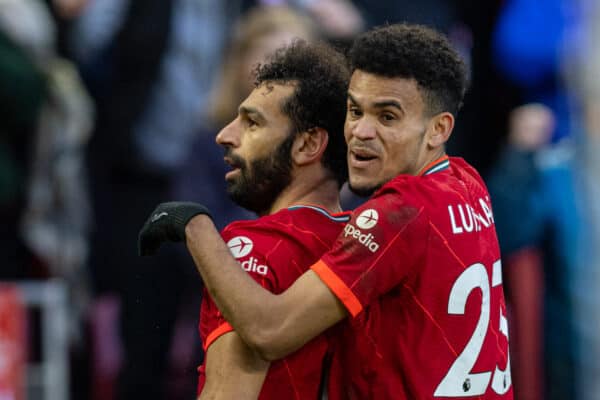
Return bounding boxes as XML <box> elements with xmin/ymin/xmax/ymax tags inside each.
<box><xmin>348</xmin><ymin>115</ymin><xmax>377</xmax><ymax>140</ymax></box>
<box><xmin>216</xmin><ymin>118</ymin><xmax>241</xmax><ymax>147</ymax></box>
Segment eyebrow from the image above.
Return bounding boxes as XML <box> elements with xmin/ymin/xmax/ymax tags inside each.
<box><xmin>239</xmin><ymin>105</ymin><xmax>266</xmax><ymax>122</ymax></box>
<box><xmin>347</xmin><ymin>93</ymin><xmax>404</xmax><ymax>113</ymax></box>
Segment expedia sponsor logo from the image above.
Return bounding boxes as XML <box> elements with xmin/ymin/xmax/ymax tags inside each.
<box><xmin>226</xmin><ymin>236</ymin><xmax>268</xmax><ymax>275</ymax></box>
<box><xmin>343</xmin><ymin>224</ymin><xmax>380</xmax><ymax>253</ymax></box>
<box><xmin>356</xmin><ymin>209</ymin><xmax>379</xmax><ymax>229</ymax></box>
<box><xmin>240</xmin><ymin>257</ymin><xmax>268</xmax><ymax>275</ymax></box>
<box><xmin>227</xmin><ymin>236</ymin><xmax>253</xmax><ymax>258</ymax></box>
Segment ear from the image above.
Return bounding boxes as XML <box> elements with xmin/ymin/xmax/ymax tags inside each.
<box><xmin>291</xmin><ymin>127</ymin><xmax>329</xmax><ymax>166</ymax></box>
<box><xmin>427</xmin><ymin>112</ymin><xmax>454</xmax><ymax>148</ymax></box>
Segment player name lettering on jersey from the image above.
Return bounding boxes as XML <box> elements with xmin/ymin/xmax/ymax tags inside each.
<box><xmin>447</xmin><ymin>197</ymin><xmax>495</xmax><ymax>234</ymax></box>
<box><xmin>343</xmin><ymin>224</ymin><xmax>380</xmax><ymax>252</ymax></box>
<box><xmin>239</xmin><ymin>256</ymin><xmax>269</xmax><ymax>275</ymax></box>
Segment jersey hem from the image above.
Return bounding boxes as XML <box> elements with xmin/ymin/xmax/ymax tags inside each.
<box><xmin>311</xmin><ymin>260</ymin><xmax>363</xmax><ymax>317</ymax></box>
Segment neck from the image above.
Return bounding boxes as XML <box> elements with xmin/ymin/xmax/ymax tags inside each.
<box><xmin>415</xmin><ymin>149</ymin><xmax>447</xmax><ymax>175</ymax></box>
<box><xmin>264</xmin><ymin>167</ymin><xmax>342</xmax><ymax>216</ymax></box>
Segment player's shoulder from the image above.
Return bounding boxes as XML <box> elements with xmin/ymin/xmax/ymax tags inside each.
<box><xmin>225</xmin><ymin>205</ymin><xmax>349</xmax><ymax>229</ymax></box>
<box><xmin>448</xmin><ymin>156</ymin><xmax>487</xmax><ymax>187</ymax></box>
<box><xmin>284</xmin><ymin>205</ymin><xmax>352</xmax><ymax>227</ymax></box>
<box><xmin>359</xmin><ymin>157</ymin><xmax>485</xmax><ymax>225</ymax></box>
<box><xmin>374</xmin><ymin>156</ymin><xmax>487</xmax><ymax>200</ymax></box>
<box><xmin>222</xmin><ymin>206</ymin><xmax>351</xmax><ymax>246</ymax></box>
<box><xmin>221</xmin><ymin>206</ymin><xmax>351</xmax><ymax>285</ymax></box>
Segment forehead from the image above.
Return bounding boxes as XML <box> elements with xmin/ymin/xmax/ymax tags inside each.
<box><xmin>241</xmin><ymin>82</ymin><xmax>296</xmax><ymax>118</ymax></box>
<box><xmin>348</xmin><ymin>70</ymin><xmax>423</xmax><ymax>111</ymax></box>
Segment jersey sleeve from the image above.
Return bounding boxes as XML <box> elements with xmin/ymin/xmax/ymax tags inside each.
<box><xmin>198</xmin><ymin>291</ymin><xmax>233</xmax><ymax>350</ymax></box>
<box><xmin>311</xmin><ymin>187</ymin><xmax>428</xmax><ymax>317</ymax></box>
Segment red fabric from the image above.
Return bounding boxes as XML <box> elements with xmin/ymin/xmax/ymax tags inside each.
<box><xmin>0</xmin><ymin>285</ymin><xmax>27</xmax><ymax>400</ymax></box>
<box><xmin>198</xmin><ymin>206</ymin><xmax>350</xmax><ymax>399</ymax></box>
<box><xmin>315</xmin><ymin>157</ymin><xmax>513</xmax><ymax>399</ymax></box>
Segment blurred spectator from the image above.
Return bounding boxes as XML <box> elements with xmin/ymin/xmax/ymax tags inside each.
<box><xmin>297</xmin><ymin>0</ymin><xmax>363</xmax><ymax>39</ymax></box>
<box><xmin>209</xmin><ymin>5</ymin><xmax>318</xmax><ymax>131</ymax></box>
<box><xmin>488</xmin><ymin>8</ymin><xmax>600</xmax><ymax>398</ymax></box>
<box><xmin>0</xmin><ymin>1</ymin><xmax>48</xmax><ymax>279</ymax></box>
<box><xmin>52</xmin><ymin>0</ymin><xmax>90</xmax><ymax>20</ymax></box>
<box><xmin>240</xmin><ymin>0</ymin><xmax>364</xmax><ymax>41</ymax></box>
<box><xmin>487</xmin><ymin>104</ymin><xmax>565</xmax><ymax>400</ymax></box>
<box><xmin>566</xmin><ymin>1</ymin><xmax>600</xmax><ymax>399</ymax></box>
<box><xmin>492</xmin><ymin>0</ymin><xmax>578</xmax><ymax>143</ymax></box>
<box><xmin>65</xmin><ymin>0</ymin><xmax>232</xmax><ymax>398</ymax></box>
<box><xmin>489</xmin><ymin>1</ymin><xmax>590</xmax><ymax>399</ymax></box>
<box><xmin>0</xmin><ymin>0</ymin><xmax>93</xmax><ymax>345</ymax></box>
<box><xmin>352</xmin><ymin>0</ymin><xmax>460</xmax><ymax>33</ymax></box>
<box><xmin>19</xmin><ymin>56</ymin><xmax>94</xmax><ymax>336</ymax></box>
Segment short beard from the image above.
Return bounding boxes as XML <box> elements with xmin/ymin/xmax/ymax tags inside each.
<box><xmin>226</xmin><ymin>133</ymin><xmax>295</xmax><ymax>215</ymax></box>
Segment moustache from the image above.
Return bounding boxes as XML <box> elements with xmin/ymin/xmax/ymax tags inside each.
<box><xmin>348</xmin><ymin>140</ymin><xmax>379</xmax><ymax>154</ymax></box>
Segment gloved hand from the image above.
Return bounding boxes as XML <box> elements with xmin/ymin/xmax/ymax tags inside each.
<box><xmin>138</xmin><ymin>201</ymin><xmax>212</xmax><ymax>256</ymax></box>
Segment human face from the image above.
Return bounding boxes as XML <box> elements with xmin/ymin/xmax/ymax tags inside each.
<box><xmin>345</xmin><ymin>70</ymin><xmax>431</xmax><ymax>196</ymax></box>
<box><xmin>216</xmin><ymin>83</ymin><xmax>296</xmax><ymax>215</ymax></box>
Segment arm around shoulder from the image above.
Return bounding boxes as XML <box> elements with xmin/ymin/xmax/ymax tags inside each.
<box><xmin>250</xmin><ymin>269</ymin><xmax>349</xmax><ymax>361</ymax></box>
<box><xmin>185</xmin><ymin>215</ymin><xmax>348</xmax><ymax>360</ymax></box>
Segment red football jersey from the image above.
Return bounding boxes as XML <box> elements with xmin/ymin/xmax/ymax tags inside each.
<box><xmin>197</xmin><ymin>205</ymin><xmax>351</xmax><ymax>399</ymax></box>
<box><xmin>312</xmin><ymin>156</ymin><xmax>513</xmax><ymax>399</ymax></box>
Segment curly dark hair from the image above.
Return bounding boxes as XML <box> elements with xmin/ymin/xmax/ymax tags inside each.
<box><xmin>348</xmin><ymin>23</ymin><xmax>468</xmax><ymax>117</ymax></box>
<box><xmin>253</xmin><ymin>40</ymin><xmax>349</xmax><ymax>188</ymax></box>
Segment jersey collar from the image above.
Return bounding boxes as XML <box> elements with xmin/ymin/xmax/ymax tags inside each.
<box><xmin>418</xmin><ymin>155</ymin><xmax>450</xmax><ymax>176</ymax></box>
<box><xmin>287</xmin><ymin>204</ymin><xmax>351</xmax><ymax>222</ymax></box>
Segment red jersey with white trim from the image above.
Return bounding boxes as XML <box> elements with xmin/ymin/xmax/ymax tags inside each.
<box><xmin>312</xmin><ymin>156</ymin><xmax>513</xmax><ymax>399</ymax></box>
<box><xmin>197</xmin><ymin>205</ymin><xmax>351</xmax><ymax>400</ymax></box>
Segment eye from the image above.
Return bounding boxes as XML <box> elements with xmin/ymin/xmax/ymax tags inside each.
<box><xmin>348</xmin><ymin>107</ymin><xmax>363</xmax><ymax>119</ymax></box>
<box><xmin>380</xmin><ymin>112</ymin><xmax>397</xmax><ymax>123</ymax></box>
<box><xmin>245</xmin><ymin>117</ymin><xmax>258</xmax><ymax>128</ymax></box>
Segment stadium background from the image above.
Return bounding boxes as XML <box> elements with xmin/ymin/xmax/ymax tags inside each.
<box><xmin>1</xmin><ymin>0</ymin><xmax>599</xmax><ymax>399</ymax></box>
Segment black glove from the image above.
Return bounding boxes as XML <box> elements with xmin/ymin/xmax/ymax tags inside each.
<box><xmin>138</xmin><ymin>201</ymin><xmax>212</xmax><ymax>256</ymax></box>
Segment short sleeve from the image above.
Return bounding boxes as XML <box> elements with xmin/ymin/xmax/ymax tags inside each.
<box><xmin>312</xmin><ymin>189</ymin><xmax>428</xmax><ymax>317</ymax></box>
<box><xmin>198</xmin><ymin>290</ymin><xmax>232</xmax><ymax>350</ymax></box>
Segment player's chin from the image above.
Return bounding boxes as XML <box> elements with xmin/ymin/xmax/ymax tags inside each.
<box><xmin>348</xmin><ymin>180</ymin><xmax>379</xmax><ymax>197</ymax></box>
<box><xmin>225</xmin><ymin>177</ymin><xmax>243</xmax><ymax>196</ymax></box>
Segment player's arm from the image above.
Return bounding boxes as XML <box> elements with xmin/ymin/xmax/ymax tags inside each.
<box><xmin>199</xmin><ymin>331</ymin><xmax>269</xmax><ymax>400</ymax></box>
<box><xmin>185</xmin><ymin>215</ymin><xmax>348</xmax><ymax>361</ymax></box>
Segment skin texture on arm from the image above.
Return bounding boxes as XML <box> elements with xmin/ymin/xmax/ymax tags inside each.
<box><xmin>199</xmin><ymin>332</ymin><xmax>269</xmax><ymax>400</ymax></box>
<box><xmin>185</xmin><ymin>215</ymin><xmax>348</xmax><ymax>361</ymax></box>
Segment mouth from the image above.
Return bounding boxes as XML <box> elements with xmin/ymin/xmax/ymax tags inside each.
<box><xmin>223</xmin><ymin>156</ymin><xmax>243</xmax><ymax>179</ymax></box>
<box><xmin>349</xmin><ymin>148</ymin><xmax>378</xmax><ymax>167</ymax></box>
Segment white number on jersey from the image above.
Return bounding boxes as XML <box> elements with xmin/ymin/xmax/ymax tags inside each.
<box><xmin>434</xmin><ymin>260</ymin><xmax>512</xmax><ymax>397</ymax></box>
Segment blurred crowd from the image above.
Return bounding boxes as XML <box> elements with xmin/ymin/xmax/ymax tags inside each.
<box><xmin>1</xmin><ymin>0</ymin><xmax>599</xmax><ymax>399</ymax></box>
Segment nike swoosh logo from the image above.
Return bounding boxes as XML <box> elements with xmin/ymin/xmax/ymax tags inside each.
<box><xmin>151</xmin><ymin>212</ymin><xmax>168</xmax><ymax>222</ymax></box>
